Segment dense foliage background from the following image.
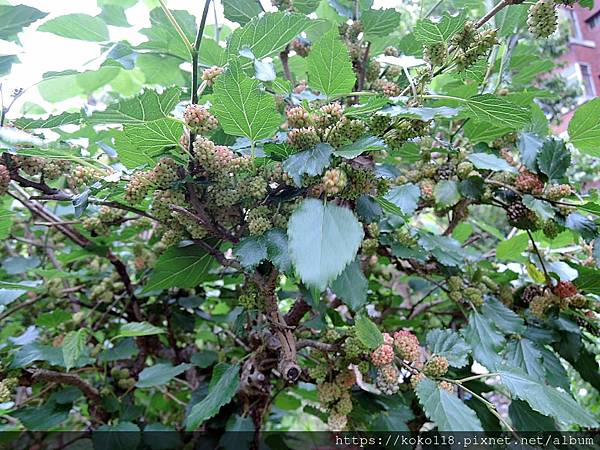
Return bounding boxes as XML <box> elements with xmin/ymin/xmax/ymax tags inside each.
<box><xmin>0</xmin><ymin>0</ymin><xmax>599</xmax><ymax>447</ymax></box>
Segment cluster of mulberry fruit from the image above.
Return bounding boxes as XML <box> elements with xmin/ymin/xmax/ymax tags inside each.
<box><xmin>528</xmin><ymin>0</ymin><xmax>558</xmax><ymax>38</ymax></box>
<box><xmin>450</xmin><ymin>21</ymin><xmax>498</xmax><ymax>71</ymax></box>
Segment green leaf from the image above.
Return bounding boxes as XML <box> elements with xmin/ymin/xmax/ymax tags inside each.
<box><xmin>496</xmin><ymin>232</ymin><xmax>528</xmax><ymax>261</ymax></box>
<box><xmin>99</xmin><ymin>4</ymin><xmax>130</xmax><ymax>27</ymax></box>
<box><xmin>136</xmin><ymin>363</ymin><xmax>192</xmax><ymax>388</ymax></box>
<box><xmin>282</xmin><ymin>143</ymin><xmax>333</xmax><ymax>186</ymax></box>
<box><xmin>572</xmin><ymin>263</ymin><xmax>600</xmax><ymax>295</ymax></box>
<box><xmin>93</xmin><ymin>422</ymin><xmax>141</xmax><ymax>450</ymax></box>
<box><xmin>416</xmin><ymin>379</ymin><xmax>483</xmax><ymax>431</ymax></box>
<box><xmin>537</xmin><ymin>139</ymin><xmax>570</xmax><ymax>181</ymax></box>
<box><xmin>333</xmin><ymin>135</ymin><xmax>385</xmax><ymax>159</ymax></box>
<box><xmin>414</xmin><ymin>12</ymin><xmax>465</xmax><ymax>44</ymax></box>
<box><xmin>462</xmin><ymin>311</ymin><xmax>504</xmax><ymax>370</ymax></box>
<box><xmin>425</xmin><ymin>329</ymin><xmax>470</xmax><ymax>368</ymax></box>
<box><xmin>568</xmin><ymin>97</ymin><xmax>600</xmax><ymax>156</ymax></box>
<box><xmin>264</xmin><ymin>228</ymin><xmax>292</xmax><ymax>273</ymax></box>
<box><xmin>116</xmin><ymin>322</ymin><xmax>165</xmax><ymax>338</ymax></box>
<box><xmin>122</xmin><ymin>117</ymin><xmax>183</xmax><ymax>158</ymax></box>
<box><xmin>307</xmin><ymin>27</ymin><xmax>356</xmax><ymax>96</ymax></box>
<box><xmin>508</xmin><ymin>400</ymin><xmax>557</xmax><ymax>431</ymax></box>
<box><xmin>38</xmin><ymin>14</ymin><xmax>109</xmax><ymax>42</ymax></box>
<box><xmin>354</xmin><ymin>314</ymin><xmax>384</xmax><ymax>349</ymax></box>
<box><xmin>185</xmin><ymin>363</ymin><xmax>240</xmax><ymax>430</ymax></box>
<box><xmin>498</xmin><ymin>368</ymin><xmax>598</xmax><ymax>427</ymax></box>
<box><xmin>87</xmin><ymin>87</ymin><xmax>181</xmax><ymax>125</ymax></box>
<box><xmin>462</xmin><ymin>94</ymin><xmax>531</xmax><ymax>129</ymax></box>
<box><xmin>330</xmin><ymin>259</ymin><xmax>368</xmax><ymax>311</ymax></box>
<box><xmin>227</xmin><ymin>12</ymin><xmax>315</xmax><ymax>60</ymax></box>
<box><xmin>0</xmin><ymin>5</ymin><xmax>47</xmax><ymax>41</ymax></box>
<box><xmin>0</xmin><ymin>201</ymin><xmax>14</xmax><ymax>240</ymax></box>
<box><xmin>287</xmin><ymin>198</ymin><xmax>364</xmax><ymax>290</ymax></box>
<box><xmin>212</xmin><ymin>59</ymin><xmax>281</xmax><ymax>142</ymax></box>
<box><xmin>222</xmin><ymin>0</ymin><xmax>261</xmax><ymax>25</ymax></box>
<box><xmin>467</xmin><ymin>152</ymin><xmax>517</xmax><ymax>172</ymax></box>
<box><xmin>234</xmin><ymin>236</ymin><xmax>268</xmax><ymax>269</ymax></box>
<box><xmin>143</xmin><ymin>244</ymin><xmax>215</xmax><ymax>293</ymax></box>
<box><xmin>62</xmin><ymin>329</ymin><xmax>87</xmax><ymax>372</ymax></box>
<box><xmin>434</xmin><ymin>180</ymin><xmax>461</xmax><ymax>207</ymax></box>
<box><xmin>518</xmin><ymin>132</ymin><xmax>543</xmax><ymax>172</ymax></box>
<box><xmin>522</xmin><ymin>195</ymin><xmax>555</xmax><ymax>221</ymax></box>
<box><xmin>361</xmin><ymin>9</ymin><xmax>401</xmax><ymax>38</ymax></box>
<box><xmin>138</xmin><ymin>8</ymin><xmax>196</xmax><ymax>60</ymax></box>
<box><xmin>384</xmin><ymin>183</ymin><xmax>420</xmax><ymax>215</ymax></box>
<box><xmin>98</xmin><ymin>339</ymin><xmax>139</xmax><ymax>362</ymax></box>
<box><xmin>481</xmin><ymin>297</ymin><xmax>525</xmax><ymax>334</ymax></box>
<box><xmin>503</xmin><ymin>338</ymin><xmax>544</xmax><ymax>380</ymax></box>
<box><xmin>15</xmin><ymin>112</ymin><xmax>81</xmax><ymax>130</ymax></box>
<box><xmin>565</xmin><ymin>213</ymin><xmax>597</xmax><ymax>241</ymax></box>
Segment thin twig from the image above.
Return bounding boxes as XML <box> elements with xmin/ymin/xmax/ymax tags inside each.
<box><xmin>158</xmin><ymin>0</ymin><xmax>194</xmax><ymax>56</ymax></box>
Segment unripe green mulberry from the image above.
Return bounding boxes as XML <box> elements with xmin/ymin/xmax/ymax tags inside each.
<box><xmin>362</xmin><ymin>238</ymin><xmax>379</xmax><ymax>256</ymax></box>
<box><xmin>465</xmin><ymin>287</ymin><xmax>484</xmax><ymax>307</ymax></box>
<box><xmin>423</xmin><ymin>42</ymin><xmax>447</xmax><ymax>67</ymax></box>
<box><xmin>423</xmin><ymin>355</ymin><xmax>449</xmax><ymax>377</ymax></box>
<box><xmin>542</xmin><ymin>220</ymin><xmax>561</xmax><ymax>239</ymax></box>
<box><xmin>365</xmin><ymin>60</ymin><xmax>381</xmax><ymax>82</ymax></box>
<box><xmin>456</xmin><ymin>161</ymin><xmax>474</xmax><ymax>179</ymax></box>
<box><xmin>327</xmin><ymin>413</ymin><xmax>347</xmax><ymax>431</ymax></box>
<box><xmin>546</xmin><ymin>184</ymin><xmax>572</xmax><ymax>201</ymax></box>
<box><xmin>309</xmin><ymin>365</ymin><xmax>328</xmax><ymax>383</ymax></box>
<box><xmin>151</xmin><ymin>189</ymin><xmax>186</xmax><ymax>222</ymax></box>
<box><xmin>334</xmin><ymin>392</ymin><xmax>353</xmax><ymax>415</ymax></box>
<box><xmin>124</xmin><ymin>171</ymin><xmax>152</xmax><ymax>204</ymax></box>
<box><xmin>384</xmin><ymin>46</ymin><xmax>399</xmax><ymax>57</ymax></box>
<box><xmin>0</xmin><ymin>381</ymin><xmax>11</xmax><ymax>403</ymax></box>
<box><xmin>152</xmin><ymin>157</ymin><xmax>179</xmax><ymax>188</ymax></box>
<box><xmin>343</xmin><ymin>336</ymin><xmax>367</xmax><ymax>359</ymax></box>
<box><xmin>528</xmin><ymin>0</ymin><xmax>558</xmax><ymax>38</ymax></box>
<box><xmin>373</xmin><ymin>79</ymin><xmax>401</xmax><ymax>97</ymax></box>
<box><xmin>317</xmin><ymin>382</ymin><xmax>341</xmax><ymax>405</ymax></box>
<box><xmin>410</xmin><ymin>372</ymin><xmax>426</xmax><ymax>390</ymax></box>
<box><xmin>369</xmin><ymin>114</ymin><xmax>392</xmax><ymax>136</ymax></box>
<box><xmin>314</xmin><ymin>103</ymin><xmax>344</xmax><ymax>129</ymax></box>
<box><xmin>288</xmin><ymin>126</ymin><xmax>320</xmax><ymax>150</ymax></box>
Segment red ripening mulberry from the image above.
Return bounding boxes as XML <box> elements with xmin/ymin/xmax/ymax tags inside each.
<box><xmin>382</xmin><ymin>332</ymin><xmax>394</xmax><ymax>345</ymax></box>
<box><xmin>393</xmin><ymin>330</ymin><xmax>420</xmax><ymax>363</ymax></box>
<box><xmin>515</xmin><ymin>171</ymin><xmax>544</xmax><ymax>194</ymax></box>
<box><xmin>371</xmin><ymin>344</ymin><xmax>394</xmax><ymax>367</ymax></box>
<box><xmin>201</xmin><ymin>66</ymin><xmax>223</xmax><ymax>86</ymax></box>
<box><xmin>553</xmin><ymin>280</ymin><xmax>577</xmax><ymax>299</ymax></box>
<box><xmin>183</xmin><ymin>104</ymin><xmax>218</xmax><ymax>134</ymax></box>
<box><xmin>286</xmin><ymin>106</ymin><xmax>311</xmax><ymax>129</ymax></box>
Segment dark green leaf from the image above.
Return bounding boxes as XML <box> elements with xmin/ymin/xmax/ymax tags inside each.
<box><xmin>282</xmin><ymin>143</ymin><xmax>333</xmax><ymax>186</ymax></box>
<box><xmin>330</xmin><ymin>259</ymin><xmax>368</xmax><ymax>311</ymax></box>
<box><xmin>537</xmin><ymin>139</ymin><xmax>570</xmax><ymax>181</ymax></box>
<box><xmin>425</xmin><ymin>329</ymin><xmax>470</xmax><ymax>368</ymax></box>
<box><xmin>136</xmin><ymin>363</ymin><xmax>192</xmax><ymax>388</ymax></box>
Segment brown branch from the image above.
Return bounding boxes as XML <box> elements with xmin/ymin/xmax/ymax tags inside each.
<box><xmin>283</xmin><ymin>297</ymin><xmax>310</xmax><ymax>327</ymax></box>
<box><xmin>296</xmin><ymin>339</ymin><xmax>338</xmax><ymax>352</ymax></box>
<box><xmin>280</xmin><ymin>45</ymin><xmax>292</xmax><ymax>82</ymax></box>
<box><xmin>0</xmin><ymin>296</ymin><xmax>44</xmax><ymax>321</ymax></box>
<box><xmin>28</xmin><ymin>369</ymin><xmax>108</xmax><ymax>422</ymax></box>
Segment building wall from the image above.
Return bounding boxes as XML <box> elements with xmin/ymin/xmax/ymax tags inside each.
<box><xmin>554</xmin><ymin>4</ymin><xmax>600</xmax><ymax>132</ymax></box>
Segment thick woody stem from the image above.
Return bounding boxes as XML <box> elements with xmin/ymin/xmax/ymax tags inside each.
<box><xmin>256</xmin><ymin>268</ymin><xmax>300</xmax><ymax>382</ymax></box>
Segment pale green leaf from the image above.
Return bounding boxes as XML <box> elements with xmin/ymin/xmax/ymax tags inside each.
<box><xmin>38</xmin><ymin>14</ymin><xmax>109</xmax><ymax>42</ymax></box>
<box><xmin>307</xmin><ymin>27</ymin><xmax>356</xmax><ymax>96</ymax></box>
<box><xmin>462</xmin><ymin>94</ymin><xmax>531</xmax><ymax>129</ymax></box>
<box><xmin>361</xmin><ymin>9</ymin><xmax>401</xmax><ymax>38</ymax></box>
<box><xmin>568</xmin><ymin>97</ymin><xmax>600</xmax><ymax>157</ymax></box>
<box><xmin>116</xmin><ymin>322</ymin><xmax>165</xmax><ymax>338</ymax></box>
<box><xmin>287</xmin><ymin>199</ymin><xmax>364</xmax><ymax>290</ymax></box>
<box><xmin>62</xmin><ymin>329</ymin><xmax>87</xmax><ymax>372</ymax></box>
<box><xmin>122</xmin><ymin>117</ymin><xmax>183</xmax><ymax>158</ymax></box>
<box><xmin>222</xmin><ymin>0</ymin><xmax>261</xmax><ymax>25</ymax></box>
<box><xmin>414</xmin><ymin>12</ymin><xmax>465</xmax><ymax>44</ymax></box>
<box><xmin>0</xmin><ymin>5</ymin><xmax>47</xmax><ymax>41</ymax></box>
<box><xmin>87</xmin><ymin>87</ymin><xmax>181</xmax><ymax>125</ymax></box>
<box><xmin>15</xmin><ymin>112</ymin><xmax>81</xmax><ymax>130</ymax></box>
<box><xmin>227</xmin><ymin>12</ymin><xmax>316</xmax><ymax>59</ymax></box>
<box><xmin>468</xmin><ymin>152</ymin><xmax>517</xmax><ymax>172</ymax></box>
<box><xmin>136</xmin><ymin>363</ymin><xmax>192</xmax><ymax>388</ymax></box>
<box><xmin>212</xmin><ymin>60</ymin><xmax>281</xmax><ymax>142</ymax></box>
<box><xmin>355</xmin><ymin>314</ymin><xmax>384</xmax><ymax>349</ymax></box>
<box><xmin>416</xmin><ymin>379</ymin><xmax>483</xmax><ymax>431</ymax></box>
<box><xmin>496</xmin><ymin>232</ymin><xmax>528</xmax><ymax>261</ymax></box>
